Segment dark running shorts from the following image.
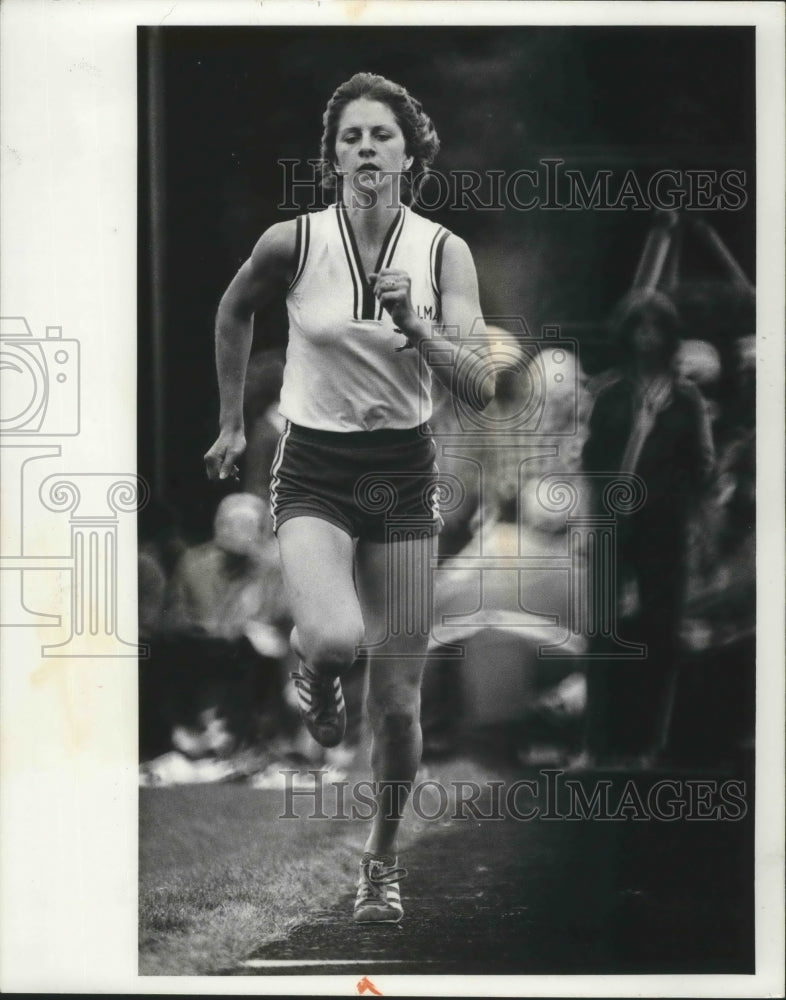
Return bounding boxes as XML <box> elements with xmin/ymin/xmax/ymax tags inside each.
<box><xmin>269</xmin><ymin>421</ymin><xmax>443</xmax><ymax>542</ymax></box>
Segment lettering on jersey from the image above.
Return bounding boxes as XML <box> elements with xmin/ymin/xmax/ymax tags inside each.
<box><xmin>395</xmin><ymin>302</ymin><xmax>436</xmax><ymax>349</ymax></box>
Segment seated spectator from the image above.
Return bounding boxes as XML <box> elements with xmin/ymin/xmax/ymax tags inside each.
<box><xmin>165</xmin><ymin>492</ymin><xmax>289</xmax><ymax>646</ymax></box>
<box><xmin>141</xmin><ymin>494</ymin><xmax>295</xmax><ymax>763</ymax></box>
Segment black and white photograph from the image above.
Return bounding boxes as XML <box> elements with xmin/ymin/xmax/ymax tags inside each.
<box><xmin>1</xmin><ymin>1</ymin><xmax>784</xmax><ymax>995</ymax></box>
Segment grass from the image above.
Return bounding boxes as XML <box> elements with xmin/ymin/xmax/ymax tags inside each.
<box><xmin>139</xmin><ymin>757</ymin><xmax>497</xmax><ymax>975</ymax></box>
<box><xmin>139</xmin><ymin>782</ymin><xmax>365</xmax><ymax>975</ymax></box>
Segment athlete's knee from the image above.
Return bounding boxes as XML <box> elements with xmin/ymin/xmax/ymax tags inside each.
<box><xmin>305</xmin><ymin>625</ymin><xmax>365</xmax><ymax>677</ymax></box>
<box><xmin>368</xmin><ymin>682</ymin><xmax>421</xmax><ymax>734</ymax></box>
<box><xmin>372</xmin><ymin>709</ymin><xmax>420</xmax><ymax>743</ymax></box>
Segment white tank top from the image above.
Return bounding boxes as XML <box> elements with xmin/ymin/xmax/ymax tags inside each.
<box><xmin>279</xmin><ymin>203</ymin><xmax>450</xmax><ymax>432</ymax></box>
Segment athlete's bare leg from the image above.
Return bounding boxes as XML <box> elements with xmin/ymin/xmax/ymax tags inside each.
<box><xmin>276</xmin><ymin>516</ymin><xmax>364</xmax><ymax>675</ymax></box>
<box><xmin>355</xmin><ymin>533</ymin><xmax>433</xmax><ymax>858</ymax></box>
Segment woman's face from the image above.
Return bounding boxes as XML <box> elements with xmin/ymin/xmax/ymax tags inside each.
<box><xmin>334</xmin><ymin>98</ymin><xmax>411</xmax><ymax>204</ymax></box>
<box><xmin>630</xmin><ymin>314</ymin><xmax>667</xmax><ymax>360</ymax></box>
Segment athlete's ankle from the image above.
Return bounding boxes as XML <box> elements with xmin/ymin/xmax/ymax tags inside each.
<box><xmin>363</xmin><ymin>836</ymin><xmax>398</xmax><ymax>859</ymax></box>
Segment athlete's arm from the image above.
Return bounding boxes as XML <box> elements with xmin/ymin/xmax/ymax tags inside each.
<box><xmin>371</xmin><ymin>234</ymin><xmax>494</xmax><ymax>410</ymax></box>
<box><xmin>204</xmin><ymin>220</ymin><xmax>297</xmax><ymax>481</ymax></box>
<box><xmin>431</xmin><ymin>234</ymin><xmax>494</xmax><ymax>407</ymax></box>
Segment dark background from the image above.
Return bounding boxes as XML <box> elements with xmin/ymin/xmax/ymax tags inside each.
<box><xmin>138</xmin><ymin>25</ymin><xmax>755</xmax><ymax>541</ymax></box>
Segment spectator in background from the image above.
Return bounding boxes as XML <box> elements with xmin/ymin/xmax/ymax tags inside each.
<box><xmin>674</xmin><ymin>337</ymin><xmax>722</xmax><ymax>393</ymax></box>
<box><xmin>149</xmin><ymin>493</ymin><xmax>296</xmax><ymax>761</ymax></box>
<box><xmin>482</xmin><ymin>341</ymin><xmax>591</xmax><ymax>524</ymax></box>
<box><xmin>579</xmin><ymin>289</ymin><xmax>716</xmax><ymax>766</ymax></box>
<box><xmin>428</xmin><ymin>327</ymin><xmax>529</xmax><ymax>559</ymax></box>
<box><xmin>682</xmin><ymin>333</ymin><xmax>755</xmax><ymax>649</ymax></box>
<box><xmin>166</xmin><ymin>492</ymin><xmax>289</xmax><ymax>647</ymax></box>
<box><xmin>465</xmin><ymin>339</ymin><xmax>591</xmax><ymax>586</ymax></box>
<box><xmin>423</xmin><ymin>341</ymin><xmax>591</xmax><ymax>761</ymax></box>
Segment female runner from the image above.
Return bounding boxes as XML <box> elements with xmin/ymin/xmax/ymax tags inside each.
<box><xmin>205</xmin><ymin>72</ymin><xmax>492</xmax><ymax>922</ymax></box>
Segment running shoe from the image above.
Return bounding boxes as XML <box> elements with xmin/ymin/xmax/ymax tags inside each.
<box><xmin>354</xmin><ymin>852</ymin><xmax>407</xmax><ymax>923</ymax></box>
<box><xmin>290</xmin><ymin>662</ymin><xmax>346</xmax><ymax>748</ymax></box>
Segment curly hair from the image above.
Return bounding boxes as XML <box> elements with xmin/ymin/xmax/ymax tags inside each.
<box><xmin>609</xmin><ymin>288</ymin><xmax>683</xmax><ymax>371</ymax></box>
<box><xmin>318</xmin><ymin>72</ymin><xmax>440</xmax><ymax>205</ymax></box>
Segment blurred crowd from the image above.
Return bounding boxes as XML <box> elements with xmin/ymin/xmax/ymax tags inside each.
<box><xmin>139</xmin><ymin>290</ymin><xmax>755</xmax><ymax>784</ymax></box>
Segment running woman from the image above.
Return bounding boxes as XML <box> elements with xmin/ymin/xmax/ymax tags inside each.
<box><xmin>205</xmin><ymin>72</ymin><xmax>492</xmax><ymax>923</ymax></box>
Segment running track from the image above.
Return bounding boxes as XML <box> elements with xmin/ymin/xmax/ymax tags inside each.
<box><xmin>231</xmin><ymin>761</ymin><xmax>754</xmax><ymax>977</ymax></box>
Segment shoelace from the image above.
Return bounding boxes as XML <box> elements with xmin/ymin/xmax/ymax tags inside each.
<box><xmin>358</xmin><ymin>858</ymin><xmax>408</xmax><ymax>901</ymax></box>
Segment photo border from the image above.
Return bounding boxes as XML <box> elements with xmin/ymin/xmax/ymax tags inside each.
<box><xmin>0</xmin><ymin>1</ymin><xmax>782</xmax><ymax>995</ymax></box>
